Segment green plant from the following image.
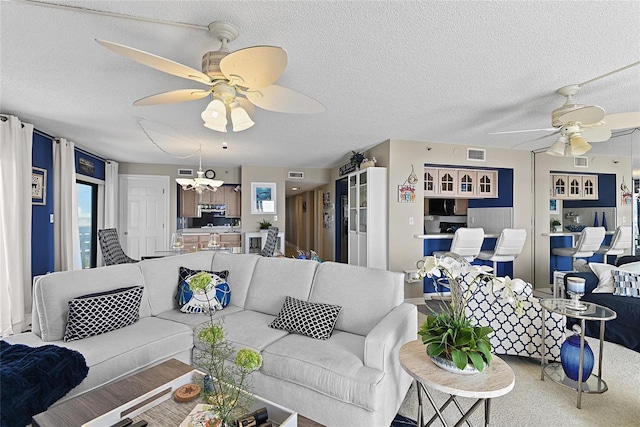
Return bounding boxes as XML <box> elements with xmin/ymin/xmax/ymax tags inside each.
<box><xmin>416</xmin><ymin>254</ymin><xmax>525</xmax><ymax>371</ymax></box>
<box><xmin>258</xmin><ymin>219</ymin><xmax>272</xmax><ymax>229</ymax></box>
<box><xmin>551</xmin><ymin>219</ymin><xmax>561</xmax><ymax>226</ymax></box>
<box><xmin>350</xmin><ymin>150</ymin><xmax>364</xmax><ymax>167</ymax></box>
<box><xmin>189</xmin><ymin>272</ymin><xmax>262</xmax><ymax>425</ymax></box>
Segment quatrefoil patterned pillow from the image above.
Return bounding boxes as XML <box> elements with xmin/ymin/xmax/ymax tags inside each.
<box><xmin>269</xmin><ymin>296</ymin><xmax>342</xmax><ymax>340</ymax></box>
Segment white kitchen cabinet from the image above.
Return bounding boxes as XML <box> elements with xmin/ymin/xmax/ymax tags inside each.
<box><xmin>475</xmin><ymin>170</ymin><xmax>498</xmax><ymax>198</ymax></box>
<box><xmin>424</xmin><ymin>167</ymin><xmax>498</xmax><ymax>198</ymax></box>
<box><xmin>437</xmin><ymin>169</ymin><xmax>458</xmax><ymax>196</ymax></box>
<box><xmin>550</xmin><ymin>174</ymin><xmax>598</xmax><ymax>200</ymax></box>
<box><xmin>457</xmin><ymin>170</ymin><xmax>476</xmax><ymax>197</ymax></box>
<box><xmin>552</xmin><ymin>175</ymin><xmax>568</xmax><ymax>198</ymax></box>
<box><xmin>424</xmin><ymin>168</ymin><xmax>438</xmax><ymax>196</ymax></box>
<box><xmin>347</xmin><ymin>167</ymin><xmax>387</xmax><ymax>269</ymax></box>
<box><xmin>581</xmin><ymin>175</ymin><xmax>598</xmax><ymax>200</ymax></box>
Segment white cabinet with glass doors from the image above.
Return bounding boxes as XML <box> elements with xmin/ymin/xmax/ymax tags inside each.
<box><xmin>347</xmin><ymin>167</ymin><xmax>387</xmax><ymax>269</ymax></box>
<box><xmin>551</xmin><ymin>174</ymin><xmax>598</xmax><ymax>200</ymax></box>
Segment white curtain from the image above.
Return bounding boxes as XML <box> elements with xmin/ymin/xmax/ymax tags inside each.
<box><xmin>53</xmin><ymin>138</ymin><xmax>81</xmax><ymax>271</ymax></box>
<box><xmin>104</xmin><ymin>160</ymin><xmax>119</xmax><ymax>228</ymax></box>
<box><xmin>0</xmin><ymin>115</ymin><xmax>34</xmax><ymax>335</ymax></box>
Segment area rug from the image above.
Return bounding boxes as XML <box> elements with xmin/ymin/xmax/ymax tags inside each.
<box><xmin>394</xmin><ymin>335</ymin><xmax>640</xmax><ymax>426</ymax></box>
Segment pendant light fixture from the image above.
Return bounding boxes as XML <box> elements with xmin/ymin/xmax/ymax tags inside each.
<box><xmin>176</xmin><ymin>147</ymin><xmax>224</xmax><ymax>194</ymax></box>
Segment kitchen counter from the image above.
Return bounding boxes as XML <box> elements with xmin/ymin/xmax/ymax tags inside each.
<box><xmin>414</xmin><ymin>232</ymin><xmax>500</xmax><ymax>239</ymax></box>
<box><xmin>180</xmin><ymin>227</ymin><xmax>241</xmax><ymax>234</ymax></box>
<box><xmin>542</xmin><ymin>231</ymin><xmax>615</xmax><ymax>237</ymax></box>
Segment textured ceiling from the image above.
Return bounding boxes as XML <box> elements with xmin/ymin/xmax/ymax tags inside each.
<box><xmin>1</xmin><ymin>0</ymin><xmax>639</xmax><ymax>172</ymax></box>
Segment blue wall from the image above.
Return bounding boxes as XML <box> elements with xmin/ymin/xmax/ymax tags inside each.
<box><xmin>32</xmin><ymin>134</ymin><xmax>54</xmax><ymax>276</ymax></box>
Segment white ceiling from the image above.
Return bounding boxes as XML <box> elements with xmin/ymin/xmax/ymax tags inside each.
<box><xmin>1</xmin><ymin>0</ymin><xmax>639</xmax><ymax>173</ymax></box>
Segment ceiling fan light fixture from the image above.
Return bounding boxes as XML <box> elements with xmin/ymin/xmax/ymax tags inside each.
<box><xmin>569</xmin><ymin>133</ymin><xmax>592</xmax><ymax>156</ymax></box>
<box><xmin>230</xmin><ymin>101</ymin><xmax>255</xmax><ymax>131</ymax></box>
<box><xmin>546</xmin><ymin>136</ymin><xmax>567</xmax><ymax>156</ymax></box>
<box><xmin>175</xmin><ymin>149</ymin><xmax>224</xmax><ymax>193</ymax></box>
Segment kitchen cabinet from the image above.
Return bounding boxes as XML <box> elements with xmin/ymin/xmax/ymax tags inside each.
<box><xmin>424</xmin><ymin>168</ymin><xmax>438</xmax><ymax>196</ymax></box>
<box><xmin>225</xmin><ymin>186</ymin><xmax>241</xmax><ymax>217</ymax></box>
<box><xmin>220</xmin><ymin>233</ymin><xmax>241</xmax><ymax>249</ymax></box>
<box><xmin>347</xmin><ymin>167</ymin><xmax>387</xmax><ymax>269</ymax></box>
<box><xmin>425</xmin><ymin>167</ymin><xmax>498</xmax><ymax>198</ymax></box>
<box><xmin>179</xmin><ymin>187</ymin><xmax>198</xmax><ymax>218</ymax></box>
<box><xmin>551</xmin><ymin>174</ymin><xmax>598</xmax><ymax>200</ymax></box>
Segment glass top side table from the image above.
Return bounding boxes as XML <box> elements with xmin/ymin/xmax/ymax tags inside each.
<box><xmin>540</xmin><ymin>298</ymin><xmax>617</xmax><ymax>409</ymax></box>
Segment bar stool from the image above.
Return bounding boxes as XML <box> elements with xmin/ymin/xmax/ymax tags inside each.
<box><xmin>433</xmin><ymin>227</ymin><xmax>485</xmax><ymax>262</ymax></box>
<box><xmin>552</xmin><ymin>226</ymin><xmax>606</xmax><ymax>269</ymax></box>
<box><xmin>476</xmin><ymin>228</ymin><xmax>527</xmax><ymax>275</ymax></box>
<box><xmin>595</xmin><ymin>226</ymin><xmax>632</xmax><ymax>262</ymax></box>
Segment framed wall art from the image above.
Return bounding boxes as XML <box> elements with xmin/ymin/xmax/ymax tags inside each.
<box><xmin>549</xmin><ymin>199</ymin><xmax>559</xmax><ymax>214</ymax></box>
<box><xmin>251</xmin><ymin>182</ymin><xmax>277</xmax><ymax>214</ymax></box>
<box><xmin>32</xmin><ymin>167</ymin><xmax>47</xmax><ymax>205</ymax></box>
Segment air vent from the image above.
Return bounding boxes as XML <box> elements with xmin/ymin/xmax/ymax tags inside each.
<box><xmin>178</xmin><ymin>168</ymin><xmax>193</xmax><ymax>177</ymax></box>
<box><xmin>467</xmin><ymin>148</ymin><xmax>486</xmax><ymax>162</ymax></box>
<box><xmin>288</xmin><ymin>171</ymin><xmax>304</xmax><ymax>179</ymax></box>
<box><xmin>574</xmin><ymin>157</ymin><xmax>588</xmax><ymax>168</ymax></box>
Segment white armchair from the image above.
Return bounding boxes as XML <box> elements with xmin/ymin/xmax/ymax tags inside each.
<box><xmin>459</xmin><ymin>277</ymin><xmax>566</xmax><ymax>361</ymax></box>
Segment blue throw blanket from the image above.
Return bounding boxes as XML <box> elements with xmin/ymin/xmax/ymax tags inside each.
<box><xmin>0</xmin><ymin>340</ymin><xmax>89</xmax><ymax>427</ymax></box>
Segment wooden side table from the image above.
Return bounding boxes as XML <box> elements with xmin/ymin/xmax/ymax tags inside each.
<box><xmin>399</xmin><ymin>340</ymin><xmax>515</xmax><ymax>427</ymax></box>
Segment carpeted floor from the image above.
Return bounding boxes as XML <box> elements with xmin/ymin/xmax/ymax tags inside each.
<box><xmin>394</xmin><ymin>305</ymin><xmax>640</xmax><ymax>427</ymax></box>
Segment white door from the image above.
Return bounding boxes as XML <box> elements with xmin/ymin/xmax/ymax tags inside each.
<box><xmin>118</xmin><ymin>175</ymin><xmax>170</xmax><ymax>259</ymax></box>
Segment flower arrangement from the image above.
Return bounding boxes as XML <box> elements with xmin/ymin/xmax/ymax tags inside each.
<box><xmin>350</xmin><ymin>151</ymin><xmax>365</xmax><ymax>167</ymax></box>
<box><xmin>416</xmin><ymin>253</ymin><xmax>525</xmax><ymax>372</ymax></box>
<box><xmin>189</xmin><ymin>271</ymin><xmax>263</xmax><ymax>425</ymax></box>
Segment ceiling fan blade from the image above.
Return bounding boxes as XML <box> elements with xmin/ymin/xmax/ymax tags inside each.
<box><xmin>489</xmin><ymin>128</ymin><xmax>556</xmax><ymax>135</ymax></box>
<box><xmin>602</xmin><ymin>112</ymin><xmax>640</xmax><ymax>130</ymax></box>
<box><xmin>556</xmin><ymin>105</ymin><xmax>605</xmax><ymax>125</ymax></box>
<box><xmin>246</xmin><ymin>84</ymin><xmax>325</xmax><ymax>114</ymax></box>
<box><xmin>96</xmin><ymin>39</ymin><xmax>212</xmax><ymax>85</ymax></box>
<box><xmin>133</xmin><ymin>89</ymin><xmax>212</xmax><ymax>106</ymax></box>
<box><xmin>220</xmin><ymin>46</ymin><xmax>287</xmax><ymax>89</ymax></box>
<box><xmin>581</xmin><ymin>127</ymin><xmax>612</xmax><ymax>142</ymax></box>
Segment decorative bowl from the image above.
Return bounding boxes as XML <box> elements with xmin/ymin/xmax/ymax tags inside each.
<box><xmin>565</xmin><ymin>224</ymin><xmax>586</xmax><ymax>232</ymax></box>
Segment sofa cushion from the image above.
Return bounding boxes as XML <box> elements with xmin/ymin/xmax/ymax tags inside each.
<box><xmin>269</xmin><ymin>296</ymin><xmax>341</xmax><ymax>340</ymax></box>
<box><xmin>64</xmin><ymin>286</ymin><xmax>143</xmax><ymax>342</ymax></box>
<box><xmin>244</xmin><ymin>257</ymin><xmax>318</xmax><ymax>316</ymax></box>
<box><xmin>309</xmin><ymin>262</ymin><xmax>404</xmax><ymax>336</ymax></box>
<box><xmin>211</xmin><ymin>252</ymin><xmax>260</xmax><ymax>308</ymax></box>
<box><xmin>260</xmin><ymin>331</ymin><xmax>384</xmax><ymax>411</ymax></box>
<box><xmin>32</xmin><ymin>263</ymin><xmax>148</xmax><ymax>342</ymax></box>
<box><xmin>139</xmin><ymin>252</ymin><xmax>215</xmax><ymax>315</ymax></box>
<box><xmin>590</xmin><ymin>261</ymin><xmax>640</xmax><ymax>293</ymax></box>
<box><xmin>157</xmin><ymin>306</ymin><xmax>244</xmax><ymax>328</ymax></box>
<box><xmin>613</xmin><ymin>270</ymin><xmax>640</xmax><ymax>298</ymax></box>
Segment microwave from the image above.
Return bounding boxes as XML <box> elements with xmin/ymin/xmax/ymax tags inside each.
<box><xmin>428</xmin><ymin>199</ymin><xmax>456</xmax><ymax>216</ymax></box>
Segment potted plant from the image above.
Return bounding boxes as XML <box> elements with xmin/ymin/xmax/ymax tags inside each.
<box><xmin>189</xmin><ymin>271</ymin><xmax>262</xmax><ymax>426</ymax></box>
<box><xmin>416</xmin><ymin>254</ymin><xmax>525</xmax><ymax>373</ymax></box>
<box><xmin>258</xmin><ymin>219</ymin><xmax>272</xmax><ymax>230</ymax></box>
<box><xmin>551</xmin><ymin>219</ymin><xmax>562</xmax><ymax>232</ymax></box>
<box><xmin>350</xmin><ymin>151</ymin><xmax>365</xmax><ymax>169</ymax></box>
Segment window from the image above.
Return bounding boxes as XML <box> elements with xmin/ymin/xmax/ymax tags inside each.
<box><xmin>77</xmin><ymin>181</ymin><xmax>98</xmax><ymax>269</ymax></box>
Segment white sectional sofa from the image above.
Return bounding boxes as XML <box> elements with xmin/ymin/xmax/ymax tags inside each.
<box><xmin>3</xmin><ymin>251</ymin><xmax>417</xmax><ymax>427</ymax></box>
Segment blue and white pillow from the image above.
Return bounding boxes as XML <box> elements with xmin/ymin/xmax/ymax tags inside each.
<box><xmin>177</xmin><ymin>267</ymin><xmax>230</xmax><ymax>314</ymax></box>
<box><xmin>612</xmin><ymin>270</ymin><xmax>640</xmax><ymax>298</ymax></box>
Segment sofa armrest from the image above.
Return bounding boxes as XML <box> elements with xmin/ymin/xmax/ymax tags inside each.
<box><xmin>364</xmin><ymin>303</ymin><xmax>417</xmax><ymax>372</ymax></box>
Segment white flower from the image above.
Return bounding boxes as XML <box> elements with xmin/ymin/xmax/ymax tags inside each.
<box><xmin>416</xmin><ymin>256</ymin><xmax>441</xmax><ymax>278</ymax></box>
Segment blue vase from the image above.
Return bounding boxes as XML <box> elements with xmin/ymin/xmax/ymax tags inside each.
<box><xmin>593</xmin><ymin>212</ymin><xmax>598</xmax><ymax>227</ymax></box>
<box><xmin>560</xmin><ymin>334</ymin><xmax>594</xmax><ymax>382</ymax></box>
<box><xmin>601</xmin><ymin>212</ymin><xmax>607</xmax><ymax>230</ymax></box>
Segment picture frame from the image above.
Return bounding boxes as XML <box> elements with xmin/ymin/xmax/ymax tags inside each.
<box><xmin>549</xmin><ymin>199</ymin><xmax>559</xmax><ymax>214</ymax></box>
<box><xmin>251</xmin><ymin>182</ymin><xmax>277</xmax><ymax>214</ymax></box>
<box><xmin>398</xmin><ymin>184</ymin><xmax>416</xmax><ymax>203</ymax></box>
<box><xmin>32</xmin><ymin>167</ymin><xmax>47</xmax><ymax>205</ymax></box>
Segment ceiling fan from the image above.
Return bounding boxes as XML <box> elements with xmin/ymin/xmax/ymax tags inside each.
<box><xmin>491</xmin><ymin>61</ymin><xmax>640</xmax><ymax>156</ymax></box>
<box><xmin>96</xmin><ymin>21</ymin><xmax>325</xmax><ymax>133</ymax></box>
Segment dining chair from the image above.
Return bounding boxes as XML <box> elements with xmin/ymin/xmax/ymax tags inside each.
<box><xmin>260</xmin><ymin>227</ymin><xmax>279</xmax><ymax>257</ymax></box>
<box><xmin>477</xmin><ymin>228</ymin><xmax>527</xmax><ymax>274</ymax></box>
<box><xmin>97</xmin><ymin>228</ymin><xmax>138</xmax><ymax>265</ymax></box>
<box><xmin>433</xmin><ymin>227</ymin><xmax>485</xmax><ymax>262</ymax></box>
<box><xmin>552</xmin><ymin>226</ymin><xmax>606</xmax><ymax>269</ymax></box>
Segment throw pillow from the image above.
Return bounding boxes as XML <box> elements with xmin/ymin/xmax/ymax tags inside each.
<box><xmin>269</xmin><ymin>296</ymin><xmax>342</xmax><ymax>340</ymax></box>
<box><xmin>64</xmin><ymin>286</ymin><xmax>143</xmax><ymax>342</ymax></box>
<box><xmin>612</xmin><ymin>270</ymin><xmax>640</xmax><ymax>298</ymax></box>
<box><xmin>589</xmin><ymin>261</ymin><xmax>640</xmax><ymax>293</ymax></box>
<box><xmin>178</xmin><ymin>267</ymin><xmax>230</xmax><ymax>314</ymax></box>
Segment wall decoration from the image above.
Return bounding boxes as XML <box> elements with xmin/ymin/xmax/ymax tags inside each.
<box><xmin>78</xmin><ymin>156</ymin><xmax>95</xmax><ymax>176</ymax></box>
<box><xmin>251</xmin><ymin>182</ymin><xmax>277</xmax><ymax>214</ymax></box>
<box><xmin>32</xmin><ymin>167</ymin><xmax>47</xmax><ymax>205</ymax></box>
<box><xmin>323</xmin><ymin>212</ymin><xmax>331</xmax><ymax>228</ymax></box>
<box><xmin>549</xmin><ymin>199</ymin><xmax>559</xmax><ymax>214</ymax></box>
<box><xmin>322</xmin><ymin>192</ymin><xmax>331</xmax><ymax>209</ymax></box>
<box><xmin>398</xmin><ymin>184</ymin><xmax>416</xmax><ymax>203</ymax></box>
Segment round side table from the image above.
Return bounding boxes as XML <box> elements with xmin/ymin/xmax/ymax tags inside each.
<box><xmin>399</xmin><ymin>340</ymin><xmax>514</xmax><ymax>427</ymax></box>
<box><xmin>540</xmin><ymin>298</ymin><xmax>617</xmax><ymax>409</ymax></box>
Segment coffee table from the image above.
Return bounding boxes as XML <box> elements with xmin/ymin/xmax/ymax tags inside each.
<box><xmin>32</xmin><ymin>359</ymin><xmax>323</xmax><ymax>427</ymax></box>
<box><xmin>399</xmin><ymin>340</ymin><xmax>515</xmax><ymax>427</ymax></box>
